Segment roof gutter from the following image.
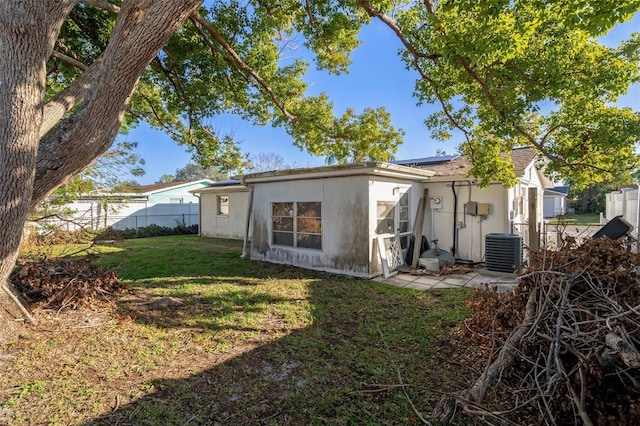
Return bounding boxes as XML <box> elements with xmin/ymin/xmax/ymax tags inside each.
<box><xmin>236</xmin><ymin>162</ymin><xmax>435</xmax><ymax>184</ymax></box>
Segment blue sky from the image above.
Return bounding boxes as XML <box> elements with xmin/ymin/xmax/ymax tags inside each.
<box><xmin>122</xmin><ymin>13</ymin><xmax>640</xmax><ymax>184</ymax></box>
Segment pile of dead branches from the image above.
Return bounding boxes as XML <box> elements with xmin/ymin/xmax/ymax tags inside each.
<box><xmin>11</xmin><ymin>255</ymin><xmax>124</xmax><ymax>311</ymax></box>
<box><xmin>435</xmin><ymin>238</ymin><xmax>640</xmax><ymax>425</ymax></box>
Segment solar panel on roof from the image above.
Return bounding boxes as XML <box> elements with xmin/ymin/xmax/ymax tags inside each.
<box><xmin>391</xmin><ymin>154</ymin><xmax>460</xmax><ymax>166</ymax></box>
<box><xmin>208</xmin><ymin>179</ymin><xmax>240</xmax><ymax>187</ymax></box>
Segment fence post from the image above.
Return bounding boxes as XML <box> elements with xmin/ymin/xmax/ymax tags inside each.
<box><xmin>528</xmin><ymin>187</ymin><xmax>539</xmax><ymax>252</ymax></box>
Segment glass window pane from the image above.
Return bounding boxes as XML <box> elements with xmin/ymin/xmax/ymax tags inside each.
<box><xmin>298</xmin><ymin>202</ymin><xmax>321</xmax><ymax>217</ymax></box>
<box><xmin>399</xmin><ymin>192</ymin><xmax>409</xmax><ymax>207</ymax></box>
<box><xmin>376</xmin><ymin>218</ymin><xmax>394</xmax><ymax>234</ymax></box>
<box><xmin>297</xmin><ymin>217</ymin><xmax>321</xmax><ymax>233</ymax></box>
<box><xmin>272</xmin><ymin>202</ymin><xmax>293</xmax><ymax>217</ymax></box>
<box><xmin>273</xmin><ymin>232</ymin><xmax>294</xmax><ymax>246</ymax></box>
<box><xmin>399</xmin><ymin>206</ymin><xmax>409</xmax><ymax>221</ymax></box>
<box><xmin>377</xmin><ymin>202</ymin><xmax>394</xmax><ymax>219</ymax></box>
<box><xmin>272</xmin><ymin>217</ymin><xmax>293</xmax><ymax>231</ymax></box>
<box><xmin>297</xmin><ymin>233</ymin><xmax>322</xmax><ymax>250</ymax></box>
<box><xmin>218</xmin><ymin>195</ymin><xmax>229</xmax><ymax>215</ymax></box>
<box><xmin>398</xmin><ymin>221</ymin><xmax>409</xmax><ymax>233</ymax></box>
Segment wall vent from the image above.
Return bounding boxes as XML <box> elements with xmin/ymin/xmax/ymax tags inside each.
<box><xmin>485</xmin><ymin>233</ymin><xmax>522</xmax><ymax>273</ymax></box>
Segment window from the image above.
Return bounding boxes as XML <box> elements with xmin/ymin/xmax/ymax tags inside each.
<box><xmin>217</xmin><ymin>195</ymin><xmax>229</xmax><ymax>216</ymax></box>
<box><xmin>272</xmin><ymin>202</ymin><xmax>322</xmax><ymax>250</ymax></box>
<box><xmin>376</xmin><ymin>202</ymin><xmax>395</xmax><ymax>234</ymax></box>
<box><xmin>398</xmin><ymin>192</ymin><xmax>410</xmax><ymax>249</ymax></box>
<box><xmin>376</xmin><ymin>191</ymin><xmax>411</xmax><ymax>249</ymax></box>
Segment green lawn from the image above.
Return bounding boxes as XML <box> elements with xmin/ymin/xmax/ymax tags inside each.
<box><xmin>2</xmin><ymin>235</ymin><xmax>473</xmax><ymax>425</ymax></box>
<box><xmin>547</xmin><ymin>213</ymin><xmax>601</xmax><ymax>225</ymax></box>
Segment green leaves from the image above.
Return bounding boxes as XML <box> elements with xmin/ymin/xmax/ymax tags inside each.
<box><xmin>44</xmin><ymin>0</ymin><xmax>373</xmax><ymax>176</ymax></box>
<box><xmin>286</xmin><ymin>101</ymin><xmax>403</xmax><ymax>164</ymax></box>
<box><xmin>47</xmin><ymin>0</ymin><xmax>640</xmax><ymax>189</ymax></box>
<box><xmin>392</xmin><ymin>0</ymin><xmax>640</xmax><ymax>187</ymax></box>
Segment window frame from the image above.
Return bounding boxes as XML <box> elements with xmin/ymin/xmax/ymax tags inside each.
<box><xmin>217</xmin><ymin>195</ymin><xmax>229</xmax><ymax>216</ymax></box>
<box><xmin>271</xmin><ymin>201</ymin><xmax>322</xmax><ymax>250</ymax></box>
<box><xmin>376</xmin><ymin>189</ymin><xmax>411</xmax><ymax>250</ymax></box>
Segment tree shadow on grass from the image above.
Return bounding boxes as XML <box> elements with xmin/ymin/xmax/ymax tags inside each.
<box><xmin>84</xmin><ymin>276</ymin><xmax>472</xmax><ymax>426</ymax></box>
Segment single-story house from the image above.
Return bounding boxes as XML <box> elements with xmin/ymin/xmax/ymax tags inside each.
<box><xmin>196</xmin><ymin>147</ymin><xmax>553</xmax><ymax>278</ymax></box>
<box><xmin>543</xmin><ymin>186</ymin><xmax>569</xmax><ymax>218</ymax></box>
<box><xmin>43</xmin><ymin>179</ymin><xmax>213</xmax><ymax>231</ymax></box>
<box><xmin>190</xmin><ymin>179</ymin><xmax>251</xmax><ymax>240</ymax></box>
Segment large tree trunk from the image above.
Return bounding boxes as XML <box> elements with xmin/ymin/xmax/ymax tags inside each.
<box><xmin>0</xmin><ymin>1</ymin><xmax>50</xmax><ymax>344</ymax></box>
<box><xmin>0</xmin><ymin>0</ymin><xmax>201</xmax><ymax>343</ymax></box>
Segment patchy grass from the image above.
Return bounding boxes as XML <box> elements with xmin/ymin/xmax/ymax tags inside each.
<box><xmin>2</xmin><ymin>236</ymin><xmax>474</xmax><ymax>425</ymax></box>
<box><xmin>547</xmin><ymin>213</ymin><xmax>600</xmax><ymax>225</ymax></box>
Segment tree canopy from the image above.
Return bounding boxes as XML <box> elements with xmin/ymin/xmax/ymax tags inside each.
<box><xmin>364</xmin><ymin>0</ymin><xmax>640</xmax><ymax>188</ymax></box>
<box><xmin>41</xmin><ymin>1</ymin><xmax>640</xmax><ymax>188</ymax></box>
<box><xmin>50</xmin><ymin>1</ymin><xmax>640</xmax><ymax>189</ymax></box>
<box><xmin>50</xmin><ymin>0</ymin><xmax>403</xmax><ymax>174</ymax></box>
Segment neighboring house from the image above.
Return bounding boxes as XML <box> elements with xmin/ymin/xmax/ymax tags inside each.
<box><xmin>196</xmin><ymin>147</ymin><xmax>553</xmax><ymax>278</ymax></box>
<box><xmin>543</xmin><ymin>186</ymin><xmax>569</xmax><ymax>218</ymax></box>
<box><xmin>190</xmin><ymin>179</ymin><xmax>251</xmax><ymax>239</ymax></box>
<box><xmin>49</xmin><ymin>179</ymin><xmax>213</xmax><ymax>231</ymax></box>
<box><xmin>605</xmin><ymin>185</ymin><xmax>639</xmax><ymax>235</ymax></box>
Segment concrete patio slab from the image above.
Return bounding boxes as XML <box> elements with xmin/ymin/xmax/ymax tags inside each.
<box><xmin>372</xmin><ymin>266</ymin><xmax>518</xmax><ymax>292</ymax></box>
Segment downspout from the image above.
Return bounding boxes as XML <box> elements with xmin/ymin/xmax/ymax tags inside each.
<box><xmin>241</xmin><ymin>184</ymin><xmax>254</xmax><ymax>259</ymax></box>
<box><xmin>451</xmin><ymin>181</ymin><xmax>457</xmax><ymax>257</ymax></box>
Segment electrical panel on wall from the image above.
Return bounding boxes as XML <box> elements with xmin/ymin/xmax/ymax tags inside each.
<box><xmin>430</xmin><ymin>196</ymin><xmax>443</xmax><ymax>209</ymax></box>
<box><xmin>467</xmin><ymin>201</ymin><xmax>478</xmax><ymax>215</ymax></box>
<box><xmin>466</xmin><ymin>201</ymin><xmax>490</xmax><ymax>216</ymax></box>
<box><xmin>477</xmin><ymin>203</ymin><xmax>490</xmax><ymax>216</ymax></box>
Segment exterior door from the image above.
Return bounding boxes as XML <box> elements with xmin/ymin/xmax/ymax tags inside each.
<box><xmin>376</xmin><ymin>189</ymin><xmax>411</xmax><ymax>254</ymax></box>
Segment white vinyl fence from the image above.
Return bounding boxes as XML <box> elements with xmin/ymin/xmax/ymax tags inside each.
<box><xmin>34</xmin><ymin>201</ymin><xmax>199</xmax><ymax>232</ymax></box>
<box><xmin>605</xmin><ymin>187</ymin><xmax>638</xmax><ymax>238</ymax></box>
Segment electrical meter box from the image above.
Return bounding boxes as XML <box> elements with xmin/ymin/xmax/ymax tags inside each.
<box><xmin>430</xmin><ymin>196</ymin><xmax>443</xmax><ymax>209</ymax></box>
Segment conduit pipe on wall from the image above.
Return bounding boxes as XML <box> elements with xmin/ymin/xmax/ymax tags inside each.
<box><xmin>451</xmin><ymin>181</ymin><xmax>457</xmax><ymax>257</ymax></box>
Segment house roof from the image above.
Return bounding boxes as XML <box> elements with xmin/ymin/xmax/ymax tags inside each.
<box><xmin>411</xmin><ymin>146</ymin><xmax>539</xmax><ymax>178</ymax></box>
<box><xmin>191</xmin><ymin>179</ymin><xmax>249</xmax><ymax>194</ymax></box>
<box><xmin>544</xmin><ymin>187</ymin><xmax>569</xmax><ymax>196</ymax></box>
<box><xmin>122</xmin><ymin>179</ymin><xmax>214</xmax><ymax>195</ymax></box>
<box><xmin>235</xmin><ymin>161</ymin><xmax>436</xmax><ymax>184</ymax></box>
<box><xmin>550</xmin><ymin>186</ymin><xmax>569</xmax><ymax>195</ymax></box>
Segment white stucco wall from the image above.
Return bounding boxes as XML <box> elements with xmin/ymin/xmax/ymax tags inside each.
<box><xmin>421</xmin><ymin>181</ymin><xmax>509</xmax><ymax>263</ymax></box>
<box><xmin>250</xmin><ymin>176</ymin><xmax>372</xmax><ymax>277</ymax></box>
<box><xmin>198</xmin><ymin>189</ymin><xmax>250</xmax><ymax>239</ymax></box>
